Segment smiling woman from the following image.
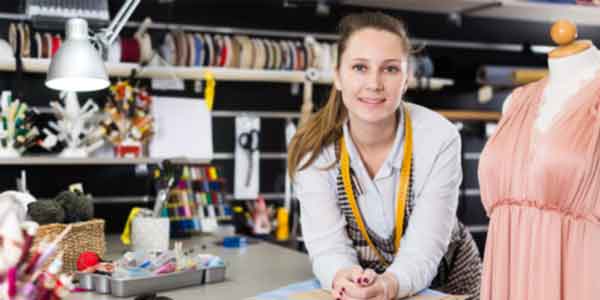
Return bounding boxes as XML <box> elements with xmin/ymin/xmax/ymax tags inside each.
<box><xmin>288</xmin><ymin>12</ymin><xmax>482</xmax><ymax>300</ymax></box>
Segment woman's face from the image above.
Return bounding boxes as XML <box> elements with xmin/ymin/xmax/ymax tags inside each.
<box><xmin>334</xmin><ymin>28</ymin><xmax>408</xmax><ymax>127</ymax></box>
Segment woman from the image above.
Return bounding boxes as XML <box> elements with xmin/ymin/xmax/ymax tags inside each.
<box><xmin>288</xmin><ymin>12</ymin><xmax>481</xmax><ymax>300</ymax></box>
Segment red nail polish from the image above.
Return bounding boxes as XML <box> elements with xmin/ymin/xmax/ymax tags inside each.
<box><xmin>339</xmin><ymin>291</ymin><xmax>343</xmax><ymax>296</ymax></box>
<box><xmin>342</xmin><ymin>287</ymin><xmax>346</xmax><ymax>292</ymax></box>
<box><xmin>364</xmin><ymin>278</ymin><xmax>369</xmax><ymax>284</ymax></box>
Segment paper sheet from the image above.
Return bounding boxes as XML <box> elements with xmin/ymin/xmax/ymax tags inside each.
<box><xmin>148</xmin><ymin>97</ymin><xmax>213</xmax><ymax>160</ymax></box>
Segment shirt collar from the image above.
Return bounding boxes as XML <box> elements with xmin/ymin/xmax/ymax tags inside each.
<box><xmin>342</xmin><ymin>107</ymin><xmax>406</xmax><ymax>175</ymax></box>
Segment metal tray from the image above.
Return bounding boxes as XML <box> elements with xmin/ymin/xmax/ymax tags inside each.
<box><xmin>76</xmin><ymin>266</ymin><xmax>226</xmax><ymax>297</ymax></box>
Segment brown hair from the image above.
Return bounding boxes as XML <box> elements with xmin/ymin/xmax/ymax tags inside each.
<box><xmin>287</xmin><ymin>12</ymin><xmax>412</xmax><ymax>179</ymax></box>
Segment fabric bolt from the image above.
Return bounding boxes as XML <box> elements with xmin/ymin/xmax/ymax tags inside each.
<box><xmin>121</xmin><ymin>37</ymin><xmax>140</xmax><ymax>63</ymax></box>
<box><xmin>193</xmin><ymin>33</ymin><xmax>204</xmax><ymax>66</ymax></box>
<box><xmin>478</xmin><ymin>71</ymin><xmax>600</xmax><ymax>300</ymax></box>
<box><xmin>42</xmin><ymin>33</ymin><xmax>51</xmax><ymax>59</ymax></box>
<box><xmin>33</xmin><ymin>32</ymin><xmax>41</xmax><ymax>58</ymax></box>
<box><xmin>187</xmin><ymin>33</ymin><xmax>196</xmax><ymax>66</ymax></box>
<box><xmin>51</xmin><ymin>35</ymin><xmax>61</xmax><ymax>57</ymax></box>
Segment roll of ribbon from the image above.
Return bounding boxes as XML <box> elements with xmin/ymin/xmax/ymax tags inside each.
<box><xmin>17</xmin><ymin>24</ymin><xmax>24</xmax><ymax>57</ymax></box>
<box><xmin>187</xmin><ymin>33</ymin><xmax>196</xmax><ymax>66</ymax></box>
<box><xmin>251</xmin><ymin>39</ymin><xmax>260</xmax><ymax>69</ymax></box>
<box><xmin>304</xmin><ymin>41</ymin><xmax>312</xmax><ymax>69</ymax></box>
<box><xmin>8</xmin><ymin>23</ymin><xmax>17</xmax><ymax>55</ymax></box>
<box><xmin>286</xmin><ymin>41</ymin><xmax>294</xmax><ymax>70</ymax></box>
<box><xmin>175</xmin><ymin>31</ymin><xmax>188</xmax><ymax>66</ymax></box>
<box><xmin>221</xmin><ymin>35</ymin><xmax>231</xmax><ymax>67</ymax></box>
<box><xmin>204</xmin><ymin>33</ymin><xmax>214</xmax><ymax>66</ymax></box>
<box><xmin>121</xmin><ymin>37</ymin><xmax>141</xmax><ymax>63</ymax></box>
<box><xmin>231</xmin><ymin>35</ymin><xmax>243</xmax><ymax>68</ymax></box>
<box><xmin>137</xmin><ymin>33</ymin><xmax>153</xmax><ymax>64</ymax></box>
<box><xmin>194</xmin><ymin>33</ymin><xmax>204</xmax><ymax>66</ymax></box>
<box><xmin>287</xmin><ymin>41</ymin><xmax>296</xmax><ymax>70</ymax></box>
<box><xmin>296</xmin><ymin>42</ymin><xmax>305</xmax><ymax>70</ymax></box>
<box><xmin>223</xmin><ymin>35</ymin><xmax>233</xmax><ymax>68</ymax></box>
<box><xmin>22</xmin><ymin>24</ymin><xmax>31</xmax><ymax>58</ymax></box>
<box><xmin>267</xmin><ymin>39</ymin><xmax>275</xmax><ymax>69</ymax></box>
<box><xmin>51</xmin><ymin>35</ymin><xmax>61</xmax><ymax>57</ymax></box>
<box><xmin>278</xmin><ymin>41</ymin><xmax>288</xmax><ymax>70</ymax></box>
<box><xmin>235</xmin><ymin>35</ymin><xmax>250</xmax><ymax>69</ymax></box>
<box><xmin>33</xmin><ymin>32</ymin><xmax>41</xmax><ymax>58</ymax></box>
<box><xmin>43</xmin><ymin>33</ymin><xmax>52</xmax><ymax>59</ymax></box>
<box><xmin>212</xmin><ymin>34</ymin><xmax>222</xmax><ymax>67</ymax></box>
<box><xmin>271</xmin><ymin>39</ymin><xmax>279</xmax><ymax>69</ymax></box>
<box><xmin>275</xmin><ymin>40</ymin><xmax>283</xmax><ymax>70</ymax></box>
<box><xmin>160</xmin><ymin>32</ymin><xmax>176</xmax><ymax>65</ymax></box>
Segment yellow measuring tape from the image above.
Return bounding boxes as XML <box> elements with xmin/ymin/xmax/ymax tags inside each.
<box><xmin>339</xmin><ymin>105</ymin><xmax>413</xmax><ymax>266</ymax></box>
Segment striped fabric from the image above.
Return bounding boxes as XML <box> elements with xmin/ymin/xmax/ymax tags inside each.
<box><xmin>335</xmin><ymin>160</ymin><xmax>482</xmax><ymax>299</ymax></box>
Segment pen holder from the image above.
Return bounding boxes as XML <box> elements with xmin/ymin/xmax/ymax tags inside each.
<box><xmin>131</xmin><ymin>217</ymin><xmax>170</xmax><ymax>252</ymax></box>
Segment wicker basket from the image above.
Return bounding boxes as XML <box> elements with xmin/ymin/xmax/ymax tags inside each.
<box><xmin>33</xmin><ymin>219</ymin><xmax>106</xmax><ymax>272</ymax></box>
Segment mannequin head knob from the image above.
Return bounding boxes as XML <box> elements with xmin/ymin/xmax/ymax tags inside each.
<box><xmin>550</xmin><ymin>20</ymin><xmax>577</xmax><ymax>46</ymax></box>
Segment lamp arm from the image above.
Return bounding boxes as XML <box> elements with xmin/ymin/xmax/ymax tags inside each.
<box><xmin>96</xmin><ymin>0</ymin><xmax>141</xmax><ymax>48</ymax></box>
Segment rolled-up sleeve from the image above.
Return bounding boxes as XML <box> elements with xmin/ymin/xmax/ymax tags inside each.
<box><xmin>387</xmin><ymin>131</ymin><xmax>462</xmax><ymax>298</ymax></box>
<box><xmin>293</xmin><ymin>153</ymin><xmax>358</xmax><ymax>290</ymax></box>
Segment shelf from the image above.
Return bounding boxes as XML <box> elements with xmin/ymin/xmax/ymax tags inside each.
<box><xmin>438</xmin><ymin>110</ymin><xmax>501</xmax><ymax>121</ymax></box>
<box><xmin>0</xmin><ymin>58</ymin><xmax>454</xmax><ymax>90</ymax></box>
<box><xmin>0</xmin><ymin>156</ymin><xmax>210</xmax><ymax>165</ymax></box>
<box><xmin>341</xmin><ymin>0</ymin><xmax>600</xmax><ymax>26</ymax></box>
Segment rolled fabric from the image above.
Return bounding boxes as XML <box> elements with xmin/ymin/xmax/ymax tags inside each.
<box><xmin>137</xmin><ymin>33</ymin><xmax>153</xmax><ymax>64</ymax></box>
<box><xmin>187</xmin><ymin>33</ymin><xmax>196</xmax><ymax>66</ymax></box>
<box><xmin>194</xmin><ymin>33</ymin><xmax>204</xmax><ymax>66</ymax></box>
<box><xmin>121</xmin><ymin>37</ymin><xmax>141</xmax><ymax>63</ymax></box>
<box><xmin>33</xmin><ymin>32</ymin><xmax>41</xmax><ymax>58</ymax></box>
<box><xmin>204</xmin><ymin>33</ymin><xmax>214</xmax><ymax>66</ymax></box>
<box><xmin>223</xmin><ymin>35</ymin><xmax>233</xmax><ymax>67</ymax></box>
<box><xmin>8</xmin><ymin>23</ymin><xmax>16</xmax><ymax>55</ymax></box>
<box><xmin>174</xmin><ymin>31</ymin><xmax>188</xmax><ymax>66</ymax></box>
<box><xmin>279</xmin><ymin>40</ymin><xmax>289</xmax><ymax>70</ymax></box>
<box><xmin>251</xmin><ymin>38</ymin><xmax>261</xmax><ymax>69</ymax></box>
<box><xmin>51</xmin><ymin>34</ymin><xmax>61</xmax><ymax>57</ymax></box>
<box><xmin>160</xmin><ymin>32</ymin><xmax>176</xmax><ymax>65</ymax></box>
<box><xmin>288</xmin><ymin>41</ymin><xmax>297</xmax><ymax>70</ymax></box>
<box><xmin>43</xmin><ymin>33</ymin><xmax>52</xmax><ymax>58</ymax></box>
<box><xmin>513</xmin><ymin>69</ymin><xmax>548</xmax><ymax>85</ymax></box>
<box><xmin>477</xmin><ymin>65</ymin><xmax>548</xmax><ymax>86</ymax></box>
<box><xmin>22</xmin><ymin>24</ymin><xmax>31</xmax><ymax>58</ymax></box>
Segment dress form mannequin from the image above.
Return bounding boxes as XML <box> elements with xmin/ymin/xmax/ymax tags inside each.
<box><xmin>502</xmin><ymin>20</ymin><xmax>600</xmax><ymax>132</ymax></box>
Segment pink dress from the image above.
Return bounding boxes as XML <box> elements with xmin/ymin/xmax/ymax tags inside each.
<box><xmin>478</xmin><ymin>73</ymin><xmax>600</xmax><ymax>300</ymax></box>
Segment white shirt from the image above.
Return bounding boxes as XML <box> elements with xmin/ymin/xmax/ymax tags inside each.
<box><xmin>293</xmin><ymin>102</ymin><xmax>462</xmax><ymax>298</ymax></box>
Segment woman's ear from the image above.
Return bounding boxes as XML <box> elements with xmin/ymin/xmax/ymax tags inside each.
<box><xmin>333</xmin><ymin>70</ymin><xmax>342</xmax><ymax>91</ymax></box>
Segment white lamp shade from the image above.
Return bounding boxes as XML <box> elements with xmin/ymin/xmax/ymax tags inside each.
<box><xmin>45</xmin><ymin>19</ymin><xmax>110</xmax><ymax>92</ymax></box>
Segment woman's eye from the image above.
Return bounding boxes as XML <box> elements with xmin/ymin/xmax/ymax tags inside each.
<box><xmin>384</xmin><ymin>66</ymin><xmax>400</xmax><ymax>73</ymax></box>
<box><xmin>352</xmin><ymin>64</ymin><xmax>367</xmax><ymax>72</ymax></box>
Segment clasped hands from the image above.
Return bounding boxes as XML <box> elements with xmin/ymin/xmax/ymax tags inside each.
<box><xmin>331</xmin><ymin>265</ymin><xmax>399</xmax><ymax>300</ymax></box>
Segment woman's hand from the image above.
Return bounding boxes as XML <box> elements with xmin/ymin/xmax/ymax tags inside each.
<box><xmin>332</xmin><ymin>268</ymin><xmax>399</xmax><ymax>300</ymax></box>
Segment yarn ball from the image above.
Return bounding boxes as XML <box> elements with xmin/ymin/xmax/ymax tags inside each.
<box><xmin>77</xmin><ymin>251</ymin><xmax>101</xmax><ymax>271</ymax></box>
<box><xmin>27</xmin><ymin>200</ymin><xmax>65</xmax><ymax>225</ymax></box>
<box><xmin>55</xmin><ymin>191</ymin><xmax>94</xmax><ymax>223</ymax></box>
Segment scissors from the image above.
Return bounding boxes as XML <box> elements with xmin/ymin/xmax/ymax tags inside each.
<box><xmin>238</xmin><ymin>129</ymin><xmax>260</xmax><ymax>187</ymax></box>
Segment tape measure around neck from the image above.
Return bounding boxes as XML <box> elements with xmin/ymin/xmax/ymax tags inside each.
<box><xmin>339</xmin><ymin>105</ymin><xmax>413</xmax><ymax>266</ymax></box>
